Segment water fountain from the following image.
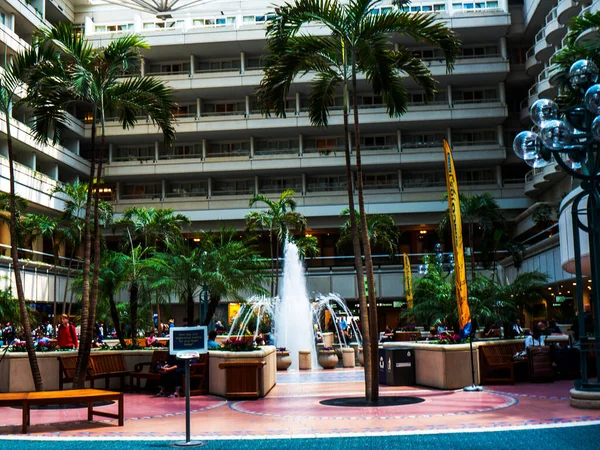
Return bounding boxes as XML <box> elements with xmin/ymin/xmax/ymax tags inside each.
<box><xmin>227</xmin><ymin>240</ymin><xmax>361</xmax><ymax>370</ymax></box>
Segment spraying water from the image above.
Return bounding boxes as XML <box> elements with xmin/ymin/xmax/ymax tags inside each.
<box><xmin>274</xmin><ymin>241</ymin><xmax>318</xmax><ymax>369</ymax></box>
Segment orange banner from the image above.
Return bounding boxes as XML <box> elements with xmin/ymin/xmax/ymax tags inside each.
<box><xmin>443</xmin><ymin>139</ymin><xmax>471</xmax><ymax>331</ymax></box>
<box><xmin>403</xmin><ymin>253</ymin><xmax>413</xmax><ymax>309</ymax></box>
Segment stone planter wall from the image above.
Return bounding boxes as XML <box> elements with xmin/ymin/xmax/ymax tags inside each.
<box><xmin>0</xmin><ymin>350</ymin><xmax>157</xmax><ymax>392</ymax></box>
<box><xmin>208</xmin><ymin>345</ymin><xmax>276</xmax><ymax>398</ymax></box>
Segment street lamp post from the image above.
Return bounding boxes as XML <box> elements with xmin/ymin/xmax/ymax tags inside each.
<box><xmin>512</xmin><ymin>59</ymin><xmax>600</xmax><ymax>394</ymax></box>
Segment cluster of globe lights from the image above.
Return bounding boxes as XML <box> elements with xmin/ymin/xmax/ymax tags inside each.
<box><xmin>513</xmin><ymin>59</ymin><xmax>600</xmax><ymax>173</ymax></box>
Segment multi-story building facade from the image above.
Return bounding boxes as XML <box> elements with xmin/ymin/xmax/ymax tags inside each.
<box><xmin>0</xmin><ymin>0</ymin><xmax>595</xmax><ymax>324</ymax></box>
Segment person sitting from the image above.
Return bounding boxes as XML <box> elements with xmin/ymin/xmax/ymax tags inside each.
<box><xmin>427</xmin><ymin>327</ymin><xmax>438</xmax><ymax>341</ymax></box>
<box><xmin>156</xmin><ymin>353</ymin><xmax>185</xmax><ymax>398</ymax></box>
<box><xmin>512</xmin><ymin>319</ymin><xmax>524</xmax><ymax>336</ymax></box>
<box><xmin>546</xmin><ymin>320</ymin><xmax>561</xmax><ymax>334</ymax></box>
<box><xmin>383</xmin><ymin>325</ymin><xmax>394</xmax><ymax>342</ymax></box>
<box><xmin>146</xmin><ymin>332</ymin><xmax>163</xmax><ymax>347</ymax></box>
<box><xmin>525</xmin><ymin>324</ymin><xmax>546</xmax><ymax>348</ymax></box>
<box><xmin>207</xmin><ymin>330</ymin><xmax>221</xmax><ymax>350</ymax></box>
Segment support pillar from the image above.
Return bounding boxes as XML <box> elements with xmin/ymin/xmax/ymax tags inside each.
<box><xmin>301</xmin><ymin>173</ymin><xmax>307</xmax><ymax>195</ymax></box>
<box><xmin>240</xmin><ymin>51</ymin><xmax>246</xmax><ymax>74</ymax></box>
<box><xmin>497</xmin><ymin>124</ymin><xmax>504</xmax><ymax>146</ymax></box>
<box><xmin>447</xmin><ymin>84</ymin><xmax>453</xmax><ymax>108</ymax></box>
<box><xmin>202</xmin><ymin>139</ymin><xmax>207</xmax><ymax>160</ymax></box>
<box><xmin>115</xmin><ymin>181</ymin><xmax>120</xmax><ymax>201</ymax></box>
<box><xmin>154</xmin><ymin>141</ymin><xmax>159</xmax><ymax>162</ymax></box>
<box><xmin>9</xmin><ymin>14</ymin><xmax>16</xmax><ymax>32</ymax></box>
<box><xmin>496</xmin><ymin>165</ymin><xmax>503</xmax><ymax>187</ymax></box>
<box><xmin>446</xmin><ymin>127</ymin><xmax>452</xmax><ymax>145</ymax></box>
<box><xmin>397</xmin><ymin>129</ymin><xmax>402</xmax><ymax>152</ymax></box>
<box><xmin>196</xmin><ymin>98</ymin><xmax>202</xmax><ymax>119</ymax></box>
<box><xmin>207</xmin><ymin>177</ymin><xmax>212</xmax><ymax>199</ymax></box>
<box><xmin>245</xmin><ymin>95</ymin><xmax>251</xmax><ymax>117</ymax></box>
<box><xmin>108</xmin><ymin>143</ymin><xmax>114</xmax><ymax>163</ymax></box>
<box><xmin>250</xmin><ymin>136</ymin><xmax>255</xmax><ymax>159</ymax></box>
<box><xmin>29</xmin><ymin>152</ymin><xmax>37</xmax><ymax>171</ymax></box>
<box><xmin>189</xmin><ymin>54</ymin><xmax>195</xmax><ymax>77</ymax></box>
<box><xmin>398</xmin><ymin>169</ymin><xmax>403</xmax><ymax>191</ymax></box>
<box><xmin>498</xmin><ymin>81</ymin><xmax>506</xmax><ymax>105</ymax></box>
<box><xmin>161</xmin><ymin>179</ymin><xmax>166</xmax><ymax>200</ymax></box>
<box><xmin>298</xmin><ymin>133</ymin><xmax>303</xmax><ymax>157</ymax></box>
<box><xmin>295</xmin><ymin>92</ymin><xmax>301</xmax><ymax>115</ymax></box>
<box><xmin>140</xmin><ymin>58</ymin><xmax>146</xmax><ymax>77</ymax></box>
<box><xmin>499</xmin><ymin>36</ymin><xmax>507</xmax><ymax>60</ymax></box>
<box><xmin>254</xmin><ymin>175</ymin><xmax>259</xmax><ymax>195</ymax></box>
<box><xmin>51</xmin><ymin>163</ymin><xmax>59</xmax><ymax>181</ymax></box>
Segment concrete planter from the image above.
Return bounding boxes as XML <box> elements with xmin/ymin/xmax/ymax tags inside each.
<box><xmin>318</xmin><ymin>350</ymin><xmax>338</xmax><ymax>369</ymax></box>
<box><xmin>208</xmin><ymin>346</ymin><xmax>276</xmax><ymax>398</ymax></box>
<box><xmin>342</xmin><ymin>348</ymin><xmax>355</xmax><ymax>368</ymax></box>
<box><xmin>276</xmin><ymin>351</ymin><xmax>292</xmax><ymax>371</ymax></box>
<box><xmin>321</xmin><ymin>332</ymin><xmax>334</xmax><ymax>346</ymax></box>
<box><xmin>299</xmin><ymin>350</ymin><xmax>312</xmax><ymax>370</ymax></box>
<box><xmin>0</xmin><ymin>349</ymin><xmax>157</xmax><ymax>392</ymax></box>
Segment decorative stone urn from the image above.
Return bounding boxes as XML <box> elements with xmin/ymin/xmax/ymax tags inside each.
<box><xmin>318</xmin><ymin>350</ymin><xmax>339</xmax><ymax>369</ymax></box>
<box><xmin>276</xmin><ymin>351</ymin><xmax>292</xmax><ymax>371</ymax></box>
<box><xmin>321</xmin><ymin>332</ymin><xmax>334</xmax><ymax>346</ymax></box>
<box><xmin>333</xmin><ymin>344</ymin><xmax>344</xmax><ymax>360</ymax></box>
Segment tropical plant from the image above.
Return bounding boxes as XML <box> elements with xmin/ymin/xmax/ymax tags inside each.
<box><xmin>257</xmin><ymin>0</ymin><xmax>460</xmax><ymax>402</ymax></box>
<box><xmin>246</xmin><ymin>190</ymin><xmax>307</xmax><ymax>296</ymax></box>
<box><xmin>337</xmin><ymin>209</ymin><xmax>400</xmax><ymax>256</ymax></box>
<box><xmin>23</xmin><ymin>23</ymin><xmax>175</xmax><ymax>388</ymax></box>
<box><xmin>97</xmin><ymin>250</ymin><xmax>131</xmax><ymax>346</ymax></box>
<box><xmin>439</xmin><ymin>192</ymin><xmax>506</xmax><ymax>280</ymax></box>
<box><xmin>294</xmin><ymin>234</ymin><xmax>320</xmax><ymax>259</ymax></box>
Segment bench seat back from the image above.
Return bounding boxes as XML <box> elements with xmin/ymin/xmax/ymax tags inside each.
<box><xmin>90</xmin><ymin>354</ymin><xmax>127</xmax><ymax>375</ymax></box>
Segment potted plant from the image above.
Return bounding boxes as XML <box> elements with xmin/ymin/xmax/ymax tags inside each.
<box><xmin>318</xmin><ymin>346</ymin><xmax>338</xmax><ymax>369</ymax></box>
<box><xmin>276</xmin><ymin>347</ymin><xmax>292</xmax><ymax>370</ymax></box>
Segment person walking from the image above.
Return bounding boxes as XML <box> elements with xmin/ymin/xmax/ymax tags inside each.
<box><xmin>56</xmin><ymin>314</ymin><xmax>78</xmax><ymax>350</ymax></box>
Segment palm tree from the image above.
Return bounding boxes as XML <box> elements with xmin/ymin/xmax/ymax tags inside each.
<box><xmin>257</xmin><ymin>0</ymin><xmax>460</xmax><ymax>401</ymax></box>
<box><xmin>98</xmin><ymin>250</ymin><xmax>132</xmax><ymax>346</ymax></box>
<box><xmin>24</xmin><ymin>23</ymin><xmax>175</xmax><ymax>387</ymax></box>
<box><xmin>294</xmin><ymin>234</ymin><xmax>320</xmax><ymax>259</ymax></box>
<box><xmin>0</xmin><ymin>47</ymin><xmax>54</xmax><ymax>391</ymax></box>
<box><xmin>246</xmin><ymin>190</ymin><xmax>307</xmax><ymax>296</ymax></box>
<box><xmin>115</xmin><ymin>206</ymin><xmax>190</xmax><ymax>327</ymax></box>
<box><xmin>338</xmin><ymin>209</ymin><xmax>400</xmax><ymax>256</ymax></box>
<box><xmin>439</xmin><ymin>192</ymin><xmax>506</xmax><ymax>281</ymax></box>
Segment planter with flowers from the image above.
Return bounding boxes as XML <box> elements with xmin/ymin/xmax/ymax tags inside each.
<box><xmin>208</xmin><ymin>342</ymin><xmax>276</xmax><ymax>398</ymax></box>
<box><xmin>276</xmin><ymin>347</ymin><xmax>292</xmax><ymax>371</ymax></box>
<box><xmin>317</xmin><ymin>346</ymin><xmax>339</xmax><ymax>369</ymax></box>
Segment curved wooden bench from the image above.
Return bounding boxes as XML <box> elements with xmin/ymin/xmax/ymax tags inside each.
<box><xmin>479</xmin><ymin>342</ymin><xmax>525</xmax><ymax>384</ymax></box>
<box><xmin>129</xmin><ymin>350</ymin><xmax>168</xmax><ymax>392</ymax></box>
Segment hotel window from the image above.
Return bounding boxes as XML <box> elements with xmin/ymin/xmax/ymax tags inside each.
<box><xmin>242</xmin><ymin>14</ymin><xmax>276</xmax><ymax>24</ymax></box>
<box><xmin>361</xmin><ymin>135</ymin><xmax>397</xmax><ymax>149</ymax></box>
<box><xmin>304</xmin><ymin>137</ymin><xmax>346</xmax><ymax>153</ymax></box>
<box><xmin>408</xmin><ymin>92</ymin><xmax>446</xmax><ymax>104</ymax></box>
<box><xmin>94</xmin><ymin>23</ymin><xmax>134</xmax><ymax>33</ymax></box>
<box><xmin>402</xmin><ymin>133</ymin><xmax>445</xmax><ymax>148</ymax></box>
<box><xmin>122</xmin><ymin>183</ymin><xmax>161</xmax><ymax>199</ymax></box>
<box><xmin>454</xmin><ymin>89</ymin><xmax>497</xmax><ymax>103</ymax></box>
<box><xmin>203</xmin><ymin>102</ymin><xmax>246</xmax><ymax>115</ymax></box>
<box><xmin>259</xmin><ymin>177</ymin><xmax>302</xmax><ymax>193</ymax></box>
<box><xmin>114</xmin><ymin>146</ymin><xmax>154</xmax><ymax>161</ymax></box>
<box><xmin>306</xmin><ymin>175</ymin><xmax>347</xmax><ymax>192</ymax></box>
<box><xmin>168</xmin><ymin>181</ymin><xmax>208</xmax><ymax>197</ymax></box>
<box><xmin>196</xmin><ymin>59</ymin><xmax>241</xmax><ymax>72</ymax></box>
<box><xmin>161</xmin><ymin>144</ymin><xmax>202</xmax><ymax>159</ymax></box>
<box><xmin>457</xmin><ymin>169</ymin><xmax>495</xmax><ymax>185</ymax></box>
<box><xmin>247</xmin><ymin>56</ymin><xmax>268</xmax><ymax>69</ymax></box>
<box><xmin>453</xmin><ymin>130</ymin><xmax>496</xmax><ymax>144</ymax></box>
<box><xmin>364</xmin><ymin>173</ymin><xmax>398</xmax><ymax>190</ymax></box>
<box><xmin>255</xmin><ymin>139</ymin><xmax>299</xmax><ymax>155</ymax></box>
<box><xmin>143</xmin><ymin>20</ymin><xmax>185</xmax><ymax>30</ymax></box>
<box><xmin>460</xmin><ymin>45</ymin><xmax>499</xmax><ymax>58</ymax></box>
<box><xmin>357</xmin><ymin>95</ymin><xmax>383</xmax><ymax>107</ymax></box>
<box><xmin>0</xmin><ymin>11</ymin><xmax>5</xmax><ymax>25</ymax></box>
<box><xmin>192</xmin><ymin>17</ymin><xmax>236</xmax><ymax>27</ymax></box>
<box><xmin>212</xmin><ymin>179</ymin><xmax>255</xmax><ymax>196</ymax></box>
<box><xmin>403</xmin><ymin>171</ymin><xmax>446</xmax><ymax>188</ymax></box>
<box><xmin>412</xmin><ymin>48</ymin><xmax>444</xmax><ymax>60</ymax></box>
<box><xmin>207</xmin><ymin>141</ymin><xmax>250</xmax><ymax>157</ymax></box>
<box><xmin>148</xmin><ymin>62</ymin><xmax>190</xmax><ymax>75</ymax></box>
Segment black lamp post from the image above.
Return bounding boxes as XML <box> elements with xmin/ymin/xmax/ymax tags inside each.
<box><xmin>513</xmin><ymin>59</ymin><xmax>600</xmax><ymax>392</ymax></box>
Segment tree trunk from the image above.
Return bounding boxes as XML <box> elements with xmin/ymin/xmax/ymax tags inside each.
<box><xmin>202</xmin><ymin>293</ymin><xmax>220</xmax><ymax>326</ymax></box>
<box><xmin>62</xmin><ymin>246</ymin><xmax>75</xmax><ymax>315</ymax></box>
<box><xmin>156</xmin><ymin>296</ymin><xmax>161</xmax><ymax>334</ymax></box>
<box><xmin>108</xmin><ymin>293</ymin><xmax>126</xmax><ymax>347</ymax></box>
<box><xmin>342</xmin><ymin>81</ymin><xmax>372</xmax><ymax>400</ymax></box>
<box><xmin>469</xmin><ymin>222</ymin><xmax>475</xmax><ymax>281</ymax></box>
<box><xmin>74</xmin><ymin>111</ymin><xmax>96</xmax><ymax>388</ymax></box>
<box><xmin>351</xmin><ymin>56</ymin><xmax>378</xmax><ymax>402</ymax></box>
<box><xmin>269</xmin><ymin>231</ymin><xmax>274</xmax><ymax>296</ymax></box>
<box><xmin>187</xmin><ymin>291</ymin><xmax>194</xmax><ymax>326</ymax></box>
<box><xmin>129</xmin><ymin>281</ymin><xmax>138</xmax><ymax>340</ymax></box>
<box><xmin>274</xmin><ymin>238</ymin><xmax>280</xmax><ymax>296</ymax></box>
<box><xmin>6</xmin><ymin>116</ymin><xmax>44</xmax><ymax>391</ymax></box>
<box><xmin>52</xmin><ymin>245</ymin><xmax>58</xmax><ymax>331</ymax></box>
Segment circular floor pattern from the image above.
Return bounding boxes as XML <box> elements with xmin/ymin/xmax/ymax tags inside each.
<box><xmin>230</xmin><ymin>390</ymin><xmax>517</xmax><ymax>420</ymax></box>
<box><xmin>320</xmin><ymin>396</ymin><xmax>425</xmax><ymax>407</ymax></box>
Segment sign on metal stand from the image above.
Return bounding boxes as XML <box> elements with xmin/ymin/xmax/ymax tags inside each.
<box><xmin>169</xmin><ymin>326</ymin><xmax>208</xmax><ymax>447</ymax></box>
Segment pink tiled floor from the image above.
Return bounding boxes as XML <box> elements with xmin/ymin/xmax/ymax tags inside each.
<box><xmin>0</xmin><ymin>369</ymin><xmax>598</xmax><ymax>438</ymax></box>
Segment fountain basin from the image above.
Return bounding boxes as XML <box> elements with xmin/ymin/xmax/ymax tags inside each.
<box><xmin>318</xmin><ymin>350</ymin><xmax>339</xmax><ymax>369</ymax></box>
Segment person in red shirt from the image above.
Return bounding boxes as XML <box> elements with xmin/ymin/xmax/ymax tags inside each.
<box><xmin>57</xmin><ymin>314</ymin><xmax>78</xmax><ymax>349</ymax></box>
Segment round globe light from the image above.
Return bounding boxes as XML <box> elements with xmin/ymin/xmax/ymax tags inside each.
<box><xmin>585</xmin><ymin>85</ymin><xmax>600</xmax><ymax>114</ymax></box>
<box><xmin>560</xmin><ymin>152</ymin><xmax>583</xmax><ymax>170</ymax></box>
<box><xmin>592</xmin><ymin>116</ymin><xmax>600</xmax><ymax>141</ymax></box>
<box><xmin>530</xmin><ymin>99</ymin><xmax>559</xmax><ymax>126</ymax></box>
<box><xmin>540</xmin><ymin>120</ymin><xmax>571</xmax><ymax>150</ymax></box>
<box><xmin>525</xmin><ymin>154</ymin><xmax>552</xmax><ymax>168</ymax></box>
<box><xmin>513</xmin><ymin>131</ymin><xmax>540</xmax><ymax>160</ymax></box>
<box><xmin>569</xmin><ymin>60</ymin><xmax>599</xmax><ymax>91</ymax></box>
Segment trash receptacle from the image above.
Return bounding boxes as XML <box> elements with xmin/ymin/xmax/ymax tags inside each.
<box><xmin>378</xmin><ymin>347</ymin><xmax>387</xmax><ymax>385</ymax></box>
<box><xmin>385</xmin><ymin>347</ymin><xmax>415</xmax><ymax>386</ymax></box>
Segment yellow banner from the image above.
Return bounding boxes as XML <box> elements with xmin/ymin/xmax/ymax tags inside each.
<box><xmin>443</xmin><ymin>139</ymin><xmax>471</xmax><ymax>330</ymax></box>
<box><xmin>403</xmin><ymin>253</ymin><xmax>413</xmax><ymax>309</ymax></box>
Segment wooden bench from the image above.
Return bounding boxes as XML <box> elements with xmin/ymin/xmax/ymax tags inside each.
<box><xmin>130</xmin><ymin>350</ymin><xmax>168</xmax><ymax>392</ymax></box>
<box><xmin>187</xmin><ymin>353</ymin><xmax>209</xmax><ymax>396</ymax></box>
<box><xmin>218</xmin><ymin>360</ymin><xmax>266</xmax><ymax>399</ymax></box>
<box><xmin>479</xmin><ymin>342</ymin><xmax>525</xmax><ymax>385</ymax></box>
<box><xmin>0</xmin><ymin>389</ymin><xmax>123</xmax><ymax>434</ymax></box>
<box><xmin>58</xmin><ymin>354</ymin><xmax>130</xmax><ymax>391</ymax></box>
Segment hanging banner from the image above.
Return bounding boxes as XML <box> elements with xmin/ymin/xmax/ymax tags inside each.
<box><xmin>443</xmin><ymin>139</ymin><xmax>471</xmax><ymax>333</ymax></box>
<box><xmin>403</xmin><ymin>253</ymin><xmax>413</xmax><ymax>309</ymax></box>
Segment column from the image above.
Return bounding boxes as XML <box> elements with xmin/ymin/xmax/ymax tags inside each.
<box><xmin>397</xmin><ymin>129</ymin><xmax>402</xmax><ymax>152</ymax></box>
<box><xmin>202</xmin><ymin>139</ymin><xmax>207</xmax><ymax>160</ymax></box>
<box><xmin>295</xmin><ymin>92</ymin><xmax>301</xmax><ymax>115</ymax></box>
<box><xmin>196</xmin><ymin>98</ymin><xmax>202</xmax><ymax>119</ymax></box>
<box><xmin>51</xmin><ymin>163</ymin><xmax>59</xmax><ymax>181</ymax></box>
<box><xmin>108</xmin><ymin>143</ymin><xmax>114</xmax><ymax>163</ymax></box>
<box><xmin>298</xmin><ymin>133</ymin><xmax>303</xmax><ymax>157</ymax></box>
<box><xmin>154</xmin><ymin>141</ymin><xmax>159</xmax><ymax>161</ymax></box>
<box><xmin>394</xmin><ymin>43</ymin><xmax>399</xmax><ymax>52</ymax></box>
<box><xmin>240</xmin><ymin>51</ymin><xmax>246</xmax><ymax>74</ymax></box>
<box><xmin>498</xmin><ymin>81</ymin><xmax>506</xmax><ymax>105</ymax></box>
<box><xmin>250</xmin><ymin>136</ymin><xmax>255</xmax><ymax>159</ymax></box>
<box><xmin>347</xmin><ymin>131</ymin><xmax>352</xmax><ymax>154</ymax></box>
<box><xmin>0</xmin><ymin>141</ymin><xmax>8</xmax><ymax>158</ymax></box>
<box><xmin>245</xmin><ymin>95</ymin><xmax>251</xmax><ymax>117</ymax></box>
<box><xmin>207</xmin><ymin>177</ymin><xmax>212</xmax><ymax>199</ymax></box>
<box><xmin>496</xmin><ymin>166</ymin><xmax>503</xmax><ymax>187</ymax></box>
<box><xmin>497</xmin><ymin>124</ymin><xmax>504</xmax><ymax>146</ymax></box>
<box><xmin>189</xmin><ymin>54</ymin><xmax>195</xmax><ymax>77</ymax></box>
<box><xmin>254</xmin><ymin>175</ymin><xmax>259</xmax><ymax>195</ymax></box>
<box><xmin>74</xmin><ymin>139</ymin><xmax>80</xmax><ymax>156</ymax></box>
<box><xmin>115</xmin><ymin>181</ymin><xmax>121</xmax><ymax>201</ymax></box>
<box><xmin>398</xmin><ymin>169</ymin><xmax>403</xmax><ymax>191</ymax></box>
<box><xmin>301</xmin><ymin>173</ymin><xmax>307</xmax><ymax>195</ymax></box>
<box><xmin>446</xmin><ymin>127</ymin><xmax>452</xmax><ymax>145</ymax></box>
<box><xmin>161</xmin><ymin>180</ymin><xmax>166</xmax><ymax>200</ymax></box>
<box><xmin>140</xmin><ymin>58</ymin><xmax>146</xmax><ymax>77</ymax></box>
<box><xmin>9</xmin><ymin>14</ymin><xmax>16</xmax><ymax>32</ymax></box>
<box><xmin>499</xmin><ymin>36</ymin><xmax>507</xmax><ymax>60</ymax></box>
<box><xmin>447</xmin><ymin>84</ymin><xmax>453</xmax><ymax>108</ymax></box>
<box><xmin>29</xmin><ymin>152</ymin><xmax>37</xmax><ymax>171</ymax></box>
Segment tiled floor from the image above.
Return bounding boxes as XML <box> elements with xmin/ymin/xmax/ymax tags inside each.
<box><xmin>0</xmin><ymin>368</ymin><xmax>598</xmax><ymax>439</ymax></box>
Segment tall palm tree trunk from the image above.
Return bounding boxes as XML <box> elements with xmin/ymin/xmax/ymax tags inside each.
<box><xmin>130</xmin><ymin>281</ymin><xmax>138</xmax><ymax>340</ymax></box>
<box><xmin>62</xmin><ymin>246</ymin><xmax>75</xmax><ymax>314</ymax></box>
<box><xmin>351</xmin><ymin>59</ymin><xmax>379</xmax><ymax>402</ymax></box>
<box><xmin>108</xmin><ymin>293</ymin><xmax>126</xmax><ymax>347</ymax></box>
<box><xmin>203</xmin><ymin>294</ymin><xmax>220</xmax><ymax>326</ymax></box>
<box><xmin>269</xmin><ymin>231</ymin><xmax>274</xmax><ymax>296</ymax></box>
<box><xmin>74</xmin><ymin>112</ymin><xmax>97</xmax><ymax>388</ymax></box>
<box><xmin>469</xmin><ymin>222</ymin><xmax>475</xmax><ymax>281</ymax></box>
<box><xmin>274</xmin><ymin>238</ymin><xmax>281</xmax><ymax>296</ymax></box>
<box><xmin>342</xmin><ymin>84</ymin><xmax>372</xmax><ymax>399</ymax></box>
<box><xmin>52</xmin><ymin>245</ymin><xmax>58</xmax><ymax>330</ymax></box>
<box><xmin>6</xmin><ymin>118</ymin><xmax>44</xmax><ymax>391</ymax></box>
